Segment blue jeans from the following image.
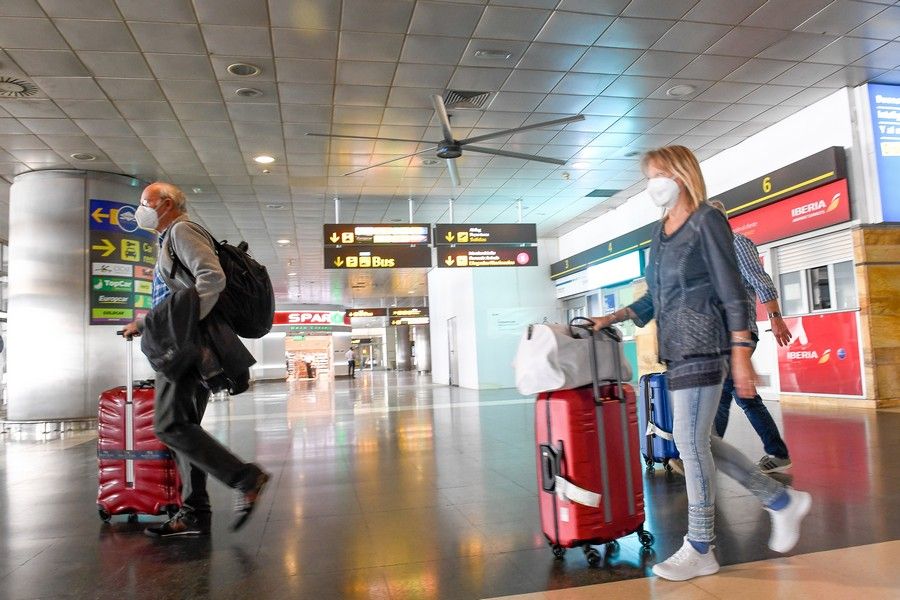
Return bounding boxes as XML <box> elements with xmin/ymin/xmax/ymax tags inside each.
<box><xmin>715</xmin><ymin>376</ymin><xmax>790</xmax><ymax>459</ymax></box>
<box><xmin>671</xmin><ymin>383</ymin><xmax>786</xmax><ymax>542</ymax></box>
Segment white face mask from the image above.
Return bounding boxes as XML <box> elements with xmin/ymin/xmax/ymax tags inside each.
<box><xmin>135</xmin><ymin>204</ymin><xmax>159</xmax><ymax>230</ymax></box>
<box><xmin>647</xmin><ymin>177</ymin><xmax>680</xmax><ymax>209</ymax></box>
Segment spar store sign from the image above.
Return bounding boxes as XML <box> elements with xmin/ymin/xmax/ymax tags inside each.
<box><xmin>273</xmin><ymin>310</ymin><xmax>350</xmax><ymax>330</ymax></box>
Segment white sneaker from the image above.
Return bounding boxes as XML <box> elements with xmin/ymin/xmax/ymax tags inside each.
<box><xmin>652</xmin><ymin>537</ymin><xmax>720</xmax><ymax>581</ymax></box>
<box><xmin>766</xmin><ymin>489</ymin><xmax>812</xmax><ymax>553</ymax></box>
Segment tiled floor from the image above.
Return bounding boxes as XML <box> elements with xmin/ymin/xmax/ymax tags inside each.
<box><xmin>0</xmin><ymin>371</ymin><xmax>898</xmax><ymax>599</ymax></box>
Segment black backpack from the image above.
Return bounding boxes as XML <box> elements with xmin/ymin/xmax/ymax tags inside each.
<box><xmin>168</xmin><ymin>223</ymin><xmax>275</xmax><ymax>339</ymax></box>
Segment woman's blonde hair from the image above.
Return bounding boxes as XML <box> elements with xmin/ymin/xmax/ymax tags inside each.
<box><xmin>641</xmin><ymin>145</ymin><xmax>707</xmax><ymax>212</ymax></box>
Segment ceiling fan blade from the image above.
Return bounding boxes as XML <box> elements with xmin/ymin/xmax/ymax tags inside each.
<box><xmin>342</xmin><ymin>146</ymin><xmax>437</xmax><ymax>176</ymax></box>
<box><xmin>465</xmin><ymin>145</ymin><xmax>568</xmax><ymax>165</ymax></box>
<box><xmin>431</xmin><ymin>94</ymin><xmax>455</xmax><ymax>142</ymax></box>
<box><xmin>446</xmin><ymin>158</ymin><xmax>461</xmax><ymax>187</ymax></box>
<box><xmin>459</xmin><ymin>114</ymin><xmax>586</xmax><ymax>146</ymax></box>
<box><xmin>306</xmin><ymin>132</ymin><xmax>425</xmax><ymax>143</ymax></box>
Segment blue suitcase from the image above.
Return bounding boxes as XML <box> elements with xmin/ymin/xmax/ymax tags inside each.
<box><xmin>638</xmin><ymin>373</ymin><xmax>679</xmax><ymax>472</ymax></box>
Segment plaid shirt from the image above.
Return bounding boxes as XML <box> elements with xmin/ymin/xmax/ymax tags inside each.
<box><xmin>733</xmin><ymin>232</ymin><xmax>778</xmax><ymax>335</ymax></box>
<box><xmin>151</xmin><ymin>232</ymin><xmax>170</xmax><ymax>308</ymax></box>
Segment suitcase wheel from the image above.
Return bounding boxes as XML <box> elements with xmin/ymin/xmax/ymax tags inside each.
<box><xmin>643</xmin><ymin>454</ymin><xmax>654</xmax><ymax>471</ymax></box>
<box><xmin>551</xmin><ymin>544</ymin><xmax>566</xmax><ymax>559</ymax></box>
<box><xmin>583</xmin><ymin>546</ymin><xmax>601</xmax><ymax>567</ymax></box>
<box><xmin>98</xmin><ymin>508</ymin><xmax>111</xmax><ymax>522</ymax></box>
<box><xmin>663</xmin><ymin>459</ymin><xmax>673</xmax><ymax>473</ymax></box>
<box><xmin>605</xmin><ymin>540</ymin><xmax>620</xmax><ymax>557</ymax></box>
<box><xmin>639</xmin><ymin>530</ymin><xmax>655</xmax><ymax>548</ymax></box>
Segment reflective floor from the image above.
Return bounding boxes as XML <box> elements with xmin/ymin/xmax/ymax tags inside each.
<box><xmin>1</xmin><ymin>372</ymin><xmax>898</xmax><ymax>599</ymax></box>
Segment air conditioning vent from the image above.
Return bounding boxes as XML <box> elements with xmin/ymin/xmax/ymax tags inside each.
<box><xmin>586</xmin><ymin>189</ymin><xmax>621</xmax><ymax>198</ymax></box>
<box><xmin>443</xmin><ymin>90</ymin><xmax>491</xmax><ymax>110</ymax></box>
<box><xmin>0</xmin><ymin>76</ymin><xmax>39</xmax><ymax>98</ymax></box>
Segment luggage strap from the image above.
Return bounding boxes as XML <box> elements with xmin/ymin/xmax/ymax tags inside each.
<box><xmin>554</xmin><ymin>475</ymin><xmax>601</xmax><ymax>508</ymax></box>
<box><xmin>97</xmin><ymin>449</ymin><xmax>173</xmax><ymax>460</ymax></box>
<box><xmin>645</xmin><ymin>421</ymin><xmax>674</xmax><ymax>441</ymax></box>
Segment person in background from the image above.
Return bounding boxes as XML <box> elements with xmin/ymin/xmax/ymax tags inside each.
<box><xmin>590</xmin><ymin>146</ymin><xmax>811</xmax><ymax>582</ymax></box>
<box><xmin>346</xmin><ymin>347</ymin><xmax>356</xmax><ymax>378</ymax></box>
<box><xmin>122</xmin><ymin>182</ymin><xmax>270</xmax><ymax>538</ymax></box>
<box><xmin>708</xmin><ymin>200</ymin><xmax>793</xmax><ymax>473</ymax></box>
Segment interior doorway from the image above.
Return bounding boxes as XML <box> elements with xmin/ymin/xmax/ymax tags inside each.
<box><xmin>447</xmin><ymin>317</ymin><xmax>459</xmax><ymax>387</ymax></box>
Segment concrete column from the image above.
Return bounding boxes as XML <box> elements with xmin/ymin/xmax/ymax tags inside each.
<box><xmin>7</xmin><ymin>170</ymin><xmax>147</xmax><ymax>421</ymax></box>
<box><xmin>413</xmin><ymin>325</ymin><xmax>431</xmax><ymax>372</ymax></box>
<box><xmin>394</xmin><ymin>324</ymin><xmax>412</xmax><ymax>371</ymax></box>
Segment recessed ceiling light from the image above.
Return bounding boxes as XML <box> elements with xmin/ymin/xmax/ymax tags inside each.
<box><xmin>227</xmin><ymin>62</ymin><xmax>261</xmax><ymax>77</ymax></box>
<box><xmin>624</xmin><ymin>150</ymin><xmax>642</xmax><ymax>158</ymax></box>
<box><xmin>390</xmin><ymin>218</ymin><xmax>402</xmax><ymax>222</ymax></box>
<box><xmin>288</xmin><ymin>272</ymin><xmax>297</xmax><ymax>276</ymax></box>
<box><xmin>277</xmin><ymin>239</ymin><xmax>291</xmax><ymax>244</ymax></box>
<box><xmin>192</xmin><ymin>187</ymin><xmax>203</xmax><ymax>193</ymax></box>
<box><xmin>266</xmin><ymin>203</ymin><xmax>284</xmax><ymax>209</ymax></box>
<box><xmin>473</xmin><ymin>49</ymin><xmax>512</xmax><ymax>60</ymax></box>
<box><xmin>234</xmin><ymin>87</ymin><xmax>263</xmax><ymax>98</ymax></box>
<box><xmin>665</xmin><ymin>84</ymin><xmax>696</xmax><ymax>97</ymax></box>
<box><xmin>70</xmin><ymin>152</ymin><xmax>96</xmax><ymax>161</ymax></box>
<box><xmin>254</xmin><ymin>155</ymin><xmax>276</xmax><ymax>164</ymax></box>
<box><xmin>421</xmin><ymin>159</ymin><xmax>437</xmax><ymax>165</ymax></box>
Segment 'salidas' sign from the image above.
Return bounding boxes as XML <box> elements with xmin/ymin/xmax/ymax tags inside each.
<box><xmin>729</xmin><ymin>178</ymin><xmax>851</xmax><ymax>246</ymax></box>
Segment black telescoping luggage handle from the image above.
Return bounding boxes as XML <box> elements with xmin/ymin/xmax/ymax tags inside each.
<box><xmin>568</xmin><ymin>317</ymin><xmax>625</xmax><ymax>404</ymax></box>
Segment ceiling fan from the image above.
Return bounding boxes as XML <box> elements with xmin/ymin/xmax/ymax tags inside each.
<box><xmin>307</xmin><ymin>94</ymin><xmax>585</xmax><ymax>186</ymax></box>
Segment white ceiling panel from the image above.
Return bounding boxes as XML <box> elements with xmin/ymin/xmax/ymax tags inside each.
<box><xmin>473</xmin><ymin>6</ymin><xmax>550</xmax><ymax>41</ymax></box>
<box><xmin>273</xmin><ymin>28</ymin><xmax>339</xmax><ymax>59</ymax></box>
<box><xmin>594</xmin><ymin>17</ymin><xmax>674</xmax><ymax>49</ymax></box>
<box><xmin>408</xmin><ymin>1</ymin><xmax>484</xmax><ymax>38</ymax></box>
<box><xmin>0</xmin><ymin>17</ymin><xmax>69</xmax><ymax>49</ymax></box>
<box><xmin>129</xmin><ymin>22</ymin><xmax>207</xmax><ymax>54</ymax></box>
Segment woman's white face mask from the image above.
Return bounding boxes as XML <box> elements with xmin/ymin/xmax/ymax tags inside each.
<box><xmin>647</xmin><ymin>176</ymin><xmax>680</xmax><ymax>209</ymax></box>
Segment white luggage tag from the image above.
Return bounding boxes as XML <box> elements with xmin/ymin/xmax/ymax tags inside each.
<box><xmin>645</xmin><ymin>421</ymin><xmax>675</xmax><ymax>441</ymax></box>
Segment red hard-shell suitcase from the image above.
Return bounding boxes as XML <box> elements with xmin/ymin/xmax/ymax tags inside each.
<box><xmin>535</xmin><ymin>320</ymin><xmax>654</xmax><ymax>565</ymax></box>
<box><xmin>96</xmin><ymin>335</ymin><xmax>181</xmax><ymax>521</ymax></box>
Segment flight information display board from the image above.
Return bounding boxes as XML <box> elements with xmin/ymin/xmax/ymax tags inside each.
<box><xmin>324</xmin><ymin>224</ymin><xmax>431</xmax><ymax>246</ymax></box>
<box><xmin>433</xmin><ymin>223</ymin><xmax>536</xmax><ymax>245</ymax></box>
<box><xmin>324</xmin><ymin>245</ymin><xmax>433</xmax><ymax>269</ymax></box>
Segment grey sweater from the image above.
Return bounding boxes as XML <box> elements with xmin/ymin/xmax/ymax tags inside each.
<box><xmin>628</xmin><ymin>204</ymin><xmax>750</xmax><ymax>365</ymax></box>
<box><xmin>156</xmin><ymin>214</ymin><xmax>225</xmax><ymax>320</ymax></box>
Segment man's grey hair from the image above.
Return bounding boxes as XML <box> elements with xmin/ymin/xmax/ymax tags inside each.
<box><xmin>154</xmin><ymin>182</ymin><xmax>187</xmax><ymax>212</ymax></box>
<box><xmin>708</xmin><ymin>199</ymin><xmax>727</xmax><ymax>217</ymax></box>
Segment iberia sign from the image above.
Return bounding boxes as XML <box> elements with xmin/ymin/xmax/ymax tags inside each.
<box><xmin>777</xmin><ymin>311</ymin><xmax>862</xmax><ymax>396</ymax></box>
<box><xmin>729</xmin><ymin>179</ymin><xmax>851</xmax><ymax>246</ymax></box>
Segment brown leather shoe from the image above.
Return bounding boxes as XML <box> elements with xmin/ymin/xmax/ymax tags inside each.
<box><xmin>230</xmin><ymin>471</ymin><xmax>270</xmax><ymax>531</ymax></box>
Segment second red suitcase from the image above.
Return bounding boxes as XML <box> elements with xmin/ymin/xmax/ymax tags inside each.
<box><xmin>97</xmin><ymin>335</ymin><xmax>181</xmax><ymax>521</ymax></box>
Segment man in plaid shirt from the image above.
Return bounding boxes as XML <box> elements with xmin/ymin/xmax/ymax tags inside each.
<box><xmin>710</xmin><ymin>200</ymin><xmax>793</xmax><ymax>474</ymax></box>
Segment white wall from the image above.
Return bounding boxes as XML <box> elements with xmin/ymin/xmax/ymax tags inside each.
<box><xmin>559</xmin><ymin>89</ymin><xmax>855</xmax><ymax>258</ymax></box>
<box><xmin>427</xmin><ymin>267</ymin><xmax>478</xmax><ymax>387</ymax></box>
<box><xmin>428</xmin><ymin>239</ymin><xmax>562</xmax><ymax>390</ymax></box>
<box><xmin>472</xmin><ymin>238</ymin><xmax>563</xmax><ymax>389</ymax></box>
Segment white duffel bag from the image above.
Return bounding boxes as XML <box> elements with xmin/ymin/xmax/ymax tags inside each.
<box><xmin>514</xmin><ymin>318</ymin><xmax>632</xmax><ymax>396</ymax></box>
